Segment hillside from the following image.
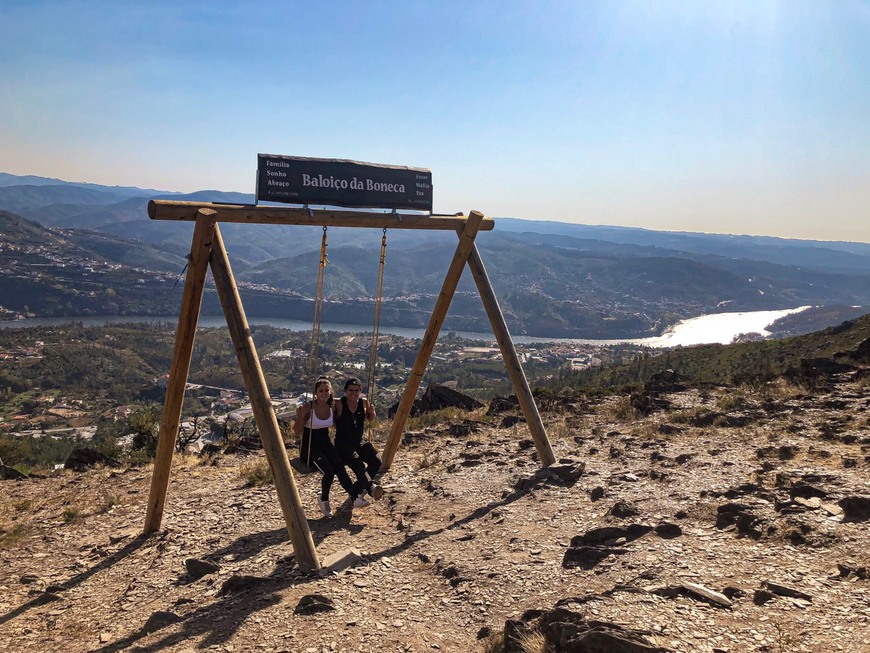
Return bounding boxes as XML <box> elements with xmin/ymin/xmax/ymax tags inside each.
<box><xmin>566</xmin><ymin>312</ymin><xmax>870</xmax><ymax>389</ymax></box>
<box><xmin>3</xmin><ymin>173</ymin><xmax>870</xmax><ymax>339</ymax></box>
<box><xmin>1</xmin><ymin>355</ymin><xmax>869</xmax><ymax>651</ymax></box>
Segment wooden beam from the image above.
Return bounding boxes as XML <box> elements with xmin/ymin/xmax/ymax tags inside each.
<box><xmin>144</xmin><ymin>210</ymin><xmax>216</xmax><ymax>534</ymax></box>
<box><xmin>148</xmin><ymin>200</ymin><xmax>494</xmax><ymax>231</ymax></box>
<box><xmin>381</xmin><ymin>210</ymin><xmax>484</xmax><ymax>469</ymax></box>
<box><xmin>466</xmin><ymin>243</ymin><xmax>556</xmax><ymax>467</ymax></box>
<box><xmin>208</xmin><ymin>225</ymin><xmax>321</xmax><ymax>572</ymax></box>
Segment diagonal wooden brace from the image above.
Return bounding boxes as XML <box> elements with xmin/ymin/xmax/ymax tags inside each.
<box><xmin>381</xmin><ymin>210</ymin><xmax>484</xmax><ymax>469</ymax></box>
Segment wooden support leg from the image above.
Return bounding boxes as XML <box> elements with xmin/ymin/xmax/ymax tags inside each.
<box><xmin>208</xmin><ymin>225</ymin><xmax>321</xmax><ymax>572</ymax></box>
<box><xmin>466</xmin><ymin>243</ymin><xmax>555</xmax><ymax>467</ymax></box>
<box><xmin>144</xmin><ymin>210</ymin><xmax>216</xmax><ymax>534</ymax></box>
<box><xmin>381</xmin><ymin>210</ymin><xmax>484</xmax><ymax>469</ymax></box>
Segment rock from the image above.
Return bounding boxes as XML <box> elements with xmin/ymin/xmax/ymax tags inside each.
<box><xmin>715</xmin><ymin>502</ymin><xmax>767</xmax><ymax>539</ymax></box>
<box><xmin>294</xmin><ymin>594</ymin><xmax>335</xmax><ymax>615</ymax></box>
<box><xmin>680</xmin><ymin>582</ymin><xmax>733</xmax><ymax>608</ymax></box>
<box><xmin>839</xmin><ymin>495</ymin><xmax>870</xmax><ymax>522</ymax></box>
<box><xmin>562</xmin><ymin>545</ymin><xmax>629</xmax><ymax>569</ymax></box>
<box><xmin>753</xmin><ymin>589</ymin><xmax>777</xmax><ymax>605</ymax></box>
<box><xmin>1</xmin><ymin>464</ymin><xmax>27</xmax><ymax>480</ymax></box>
<box><xmin>487</xmin><ymin>396</ymin><xmax>519</xmax><ymax>415</ymax></box>
<box><xmin>184</xmin><ymin>558</ymin><xmax>220</xmax><ymax>580</ymax></box>
<box><xmin>580</xmin><ymin>524</ymin><xmax>652</xmax><ymax>545</ymax></box>
<box><xmin>218</xmin><ymin>575</ymin><xmax>268</xmax><ymax>596</ymax></box>
<box><xmin>790</xmin><ymin>483</ymin><xmax>827</xmax><ymax>500</ymax></box>
<box><xmin>389</xmin><ymin>382</ymin><xmax>484</xmax><ymax>417</ymax></box>
<box><xmin>562</xmin><ymin>526</ymin><xmax>651</xmax><ymax>570</ymax></box>
<box><xmin>837</xmin><ymin>564</ymin><xmax>869</xmax><ymax>580</ymax></box>
<box><xmin>321</xmin><ymin>547</ymin><xmax>361</xmax><ymax>573</ymax></box>
<box><xmin>722</xmin><ymin>586</ymin><xmax>745</xmax><ymax>600</ymax></box>
<box><xmin>449</xmin><ymin>423</ymin><xmax>472</xmax><ymax>436</ymax></box>
<box><xmin>198</xmin><ymin>442</ymin><xmax>223</xmax><ymax>456</ymax></box>
<box><xmin>654</xmin><ymin>522</ymin><xmax>682</xmax><ymax>539</ymax></box>
<box><xmin>502</xmin><ymin>606</ymin><xmax>669</xmax><ymax>653</ymax></box>
<box><xmin>142</xmin><ymin>610</ymin><xmax>182</xmax><ymax>634</ymax></box>
<box><xmin>63</xmin><ymin>447</ymin><xmax>121</xmax><ymax>471</ymax></box>
<box><xmin>590</xmin><ymin>486</ymin><xmax>605</xmax><ymax>501</ymax></box>
<box><xmin>608</xmin><ymin>500</ymin><xmax>640</xmax><ymax>518</ymax></box>
<box><xmin>762</xmin><ymin>581</ymin><xmax>813</xmax><ymax>601</ymax></box>
<box><xmin>544</xmin><ymin>462</ymin><xmax>585</xmax><ymax>487</ymax></box>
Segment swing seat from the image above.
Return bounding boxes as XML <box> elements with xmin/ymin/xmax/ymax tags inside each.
<box><xmin>290</xmin><ymin>457</ymin><xmax>316</xmax><ymax>474</ymax></box>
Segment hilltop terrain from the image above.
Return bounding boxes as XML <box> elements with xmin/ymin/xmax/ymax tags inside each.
<box><xmin>2</xmin><ymin>346</ymin><xmax>869</xmax><ymax>652</ymax></box>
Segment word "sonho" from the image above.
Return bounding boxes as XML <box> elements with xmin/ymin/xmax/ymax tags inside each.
<box><xmin>302</xmin><ymin>174</ymin><xmax>405</xmax><ymax>194</ymax></box>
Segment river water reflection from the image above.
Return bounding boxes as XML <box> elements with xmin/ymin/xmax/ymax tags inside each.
<box><xmin>0</xmin><ymin>306</ymin><xmax>811</xmax><ymax>348</ymax></box>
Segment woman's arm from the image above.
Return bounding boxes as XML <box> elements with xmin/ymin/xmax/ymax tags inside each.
<box><xmin>292</xmin><ymin>403</ymin><xmax>309</xmax><ymax>436</ymax></box>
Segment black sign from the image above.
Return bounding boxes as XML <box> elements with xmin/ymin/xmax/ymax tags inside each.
<box><xmin>256</xmin><ymin>154</ymin><xmax>433</xmax><ymax>211</ymax></box>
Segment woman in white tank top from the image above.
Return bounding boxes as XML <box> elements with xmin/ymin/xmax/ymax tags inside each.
<box><xmin>293</xmin><ymin>377</ymin><xmax>369</xmax><ymax>517</ymax></box>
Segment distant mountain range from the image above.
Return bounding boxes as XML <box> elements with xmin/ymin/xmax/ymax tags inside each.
<box><xmin>1</xmin><ymin>172</ymin><xmax>868</xmax><ymax>338</ymax></box>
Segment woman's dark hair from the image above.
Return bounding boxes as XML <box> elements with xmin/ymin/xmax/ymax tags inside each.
<box><xmin>313</xmin><ymin>377</ymin><xmax>334</xmax><ymax>406</ymax></box>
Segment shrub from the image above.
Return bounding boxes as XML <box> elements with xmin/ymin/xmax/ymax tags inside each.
<box><xmin>240</xmin><ymin>458</ymin><xmax>273</xmax><ymax>487</ymax></box>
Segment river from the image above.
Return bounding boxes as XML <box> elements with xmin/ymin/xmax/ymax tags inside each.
<box><xmin>0</xmin><ymin>306</ymin><xmax>812</xmax><ymax>348</ymax></box>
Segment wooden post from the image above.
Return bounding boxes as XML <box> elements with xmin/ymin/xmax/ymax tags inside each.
<box><xmin>144</xmin><ymin>210</ymin><xmax>216</xmax><ymax>534</ymax></box>
<box><xmin>466</xmin><ymin>244</ymin><xmax>556</xmax><ymax>467</ymax></box>
<box><xmin>381</xmin><ymin>210</ymin><xmax>484</xmax><ymax>469</ymax></box>
<box><xmin>208</xmin><ymin>225</ymin><xmax>321</xmax><ymax>571</ymax></box>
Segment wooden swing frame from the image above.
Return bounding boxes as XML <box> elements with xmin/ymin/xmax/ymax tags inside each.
<box><xmin>142</xmin><ymin>200</ymin><xmax>555</xmax><ymax>572</ymax></box>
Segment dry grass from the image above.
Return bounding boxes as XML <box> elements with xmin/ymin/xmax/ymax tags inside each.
<box><xmin>634</xmin><ymin>421</ymin><xmax>665</xmax><ymax>440</ymax></box>
<box><xmin>62</xmin><ymin>506</ymin><xmax>81</xmax><ymax>524</ymax></box>
<box><xmin>717</xmin><ymin>390</ymin><xmax>747</xmax><ymax>411</ymax></box>
<box><xmin>0</xmin><ymin>522</ymin><xmax>31</xmax><ymax>550</ymax></box>
<box><xmin>604</xmin><ymin>396</ymin><xmax>638</xmax><ymax>422</ymax></box>
<box><xmin>95</xmin><ymin>490</ymin><xmax>120</xmax><ymax>515</ymax></box>
<box><xmin>239</xmin><ymin>457</ymin><xmax>274</xmax><ymax>487</ymax></box>
<box><xmin>415</xmin><ymin>450</ymin><xmax>442</xmax><ymax>470</ymax></box>
<box><xmin>519</xmin><ymin>630</ymin><xmax>551</xmax><ymax>653</ymax></box>
<box><xmin>407</xmin><ymin>407</ymin><xmax>474</xmax><ymax>430</ymax></box>
<box><xmin>543</xmin><ymin>417</ymin><xmax>575</xmax><ymax>442</ymax></box>
<box><xmin>761</xmin><ymin>378</ymin><xmax>805</xmax><ymax>401</ymax></box>
<box><xmin>668</xmin><ymin>407</ymin><xmax>705</xmax><ymax>424</ymax></box>
<box><xmin>481</xmin><ymin>631</ymin><xmax>505</xmax><ymax>653</ymax></box>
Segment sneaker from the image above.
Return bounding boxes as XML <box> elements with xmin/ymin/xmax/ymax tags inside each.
<box><xmin>352</xmin><ymin>494</ymin><xmax>370</xmax><ymax>509</ymax></box>
<box><xmin>369</xmin><ymin>483</ymin><xmax>385</xmax><ymax>501</ymax></box>
<box><xmin>318</xmin><ymin>498</ymin><xmax>332</xmax><ymax>518</ymax></box>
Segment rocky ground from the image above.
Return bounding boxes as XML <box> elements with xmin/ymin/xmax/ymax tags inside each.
<box><xmin>1</xmin><ymin>372</ymin><xmax>869</xmax><ymax>653</ymax></box>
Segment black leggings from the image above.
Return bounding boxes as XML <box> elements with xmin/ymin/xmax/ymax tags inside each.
<box><xmin>302</xmin><ymin>428</ymin><xmax>357</xmax><ymax>501</ymax></box>
<box><xmin>336</xmin><ymin>441</ymin><xmax>382</xmax><ymax>496</ymax></box>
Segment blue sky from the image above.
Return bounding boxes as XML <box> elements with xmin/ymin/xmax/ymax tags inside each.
<box><xmin>1</xmin><ymin>1</ymin><xmax>867</xmax><ymax>241</ymax></box>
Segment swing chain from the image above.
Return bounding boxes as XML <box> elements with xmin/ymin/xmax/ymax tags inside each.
<box><xmin>304</xmin><ymin>226</ymin><xmax>329</xmax><ymax>465</ymax></box>
<box><xmin>366</xmin><ymin>228</ymin><xmax>387</xmax><ymax>439</ymax></box>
